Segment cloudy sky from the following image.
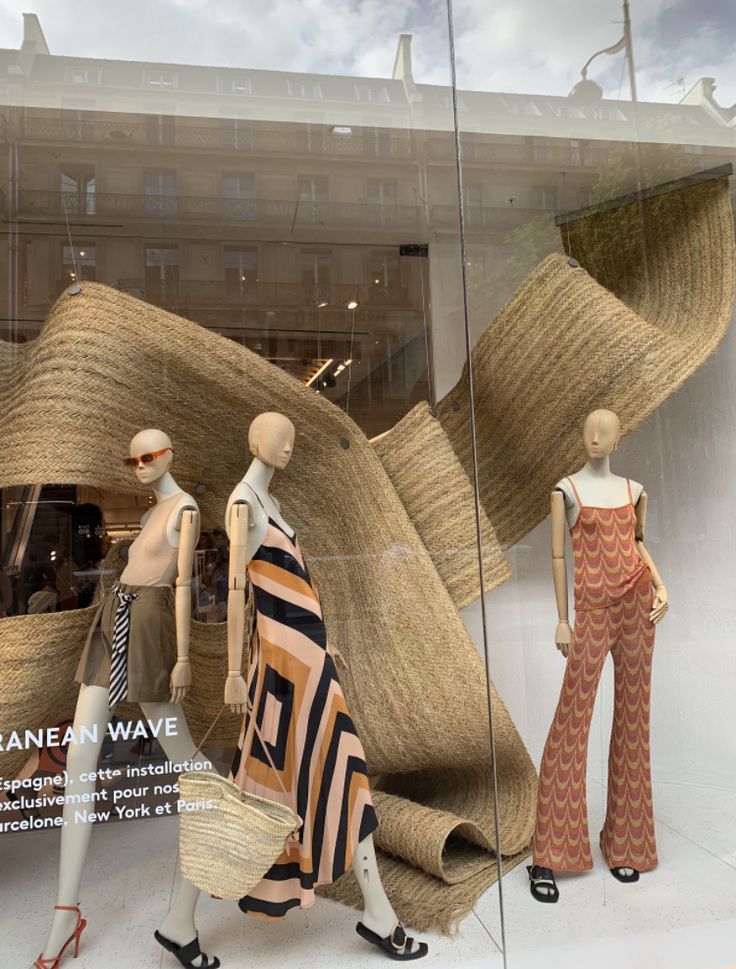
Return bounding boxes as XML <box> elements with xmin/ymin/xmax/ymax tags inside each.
<box><xmin>0</xmin><ymin>0</ymin><xmax>733</xmax><ymax>106</ymax></box>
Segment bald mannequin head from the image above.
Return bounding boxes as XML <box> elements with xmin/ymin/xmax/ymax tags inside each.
<box><xmin>583</xmin><ymin>409</ymin><xmax>620</xmax><ymax>460</ymax></box>
<box><xmin>248</xmin><ymin>413</ymin><xmax>295</xmax><ymax>471</ymax></box>
<box><xmin>127</xmin><ymin>428</ymin><xmax>174</xmax><ymax>486</ymax></box>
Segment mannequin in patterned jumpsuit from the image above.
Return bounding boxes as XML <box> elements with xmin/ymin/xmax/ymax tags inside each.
<box><xmin>528</xmin><ymin>409</ymin><xmax>669</xmax><ymax>903</ymax></box>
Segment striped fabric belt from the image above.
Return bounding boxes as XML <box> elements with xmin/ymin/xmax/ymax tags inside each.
<box><xmin>108</xmin><ymin>585</ymin><xmax>140</xmax><ymax>706</ymax></box>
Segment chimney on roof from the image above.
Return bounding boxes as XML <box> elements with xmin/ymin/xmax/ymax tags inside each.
<box><xmin>680</xmin><ymin>76</ymin><xmax>717</xmax><ymax>107</ymax></box>
<box><xmin>392</xmin><ymin>33</ymin><xmax>416</xmax><ymax>101</ymax></box>
<box><xmin>22</xmin><ymin>13</ymin><xmax>50</xmax><ymax>55</ymax></box>
<box><xmin>393</xmin><ymin>34</ymin><xmax>413</xmax><ymax>83</ymax></box>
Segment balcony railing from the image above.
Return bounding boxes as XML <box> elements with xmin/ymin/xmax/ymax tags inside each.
<box><xmin>17</xmin><ymin>190</ymin><xmax>421</xmax><ymax>228</ymax></box>
<box><xmin>426</xmin><ymin>137</ymin><xmax>610</xmax><ymax>168</ymax></box>
<box><xmin>20</xmin><ymin>115</ymin><xmax>413</xmax><ymax>158</ymax></box>
<box><xmin>111</xmin><ymin>279</ymin><xmax>409</xmax><ymax>309</ymax></box>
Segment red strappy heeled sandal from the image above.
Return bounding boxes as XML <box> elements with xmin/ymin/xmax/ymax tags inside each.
<box><xmin>34</xmin><ymin>904</ymin><xmax>87</xmax><ymax>969</ymax></box>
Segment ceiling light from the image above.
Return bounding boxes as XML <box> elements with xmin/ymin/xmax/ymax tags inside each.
<box><xmin>79</xmin><ymin>249</ymin><xmax>86</xmax><ymax>256</ymax></box>
<box><xmin>373</xmin><ymin>278</ymin><xmax>380</xmax><ymax>284</ymax></box>
<box><xmin>346</xmin><ymin>299</ymin><xmax>359</xmax><ymax>310</ymax></box>
<box><xmin>344</xmin><ymin>358</ymin><xmax>353</xmax><ymax>366</ymax></box>
<box><xmin>331</xmin><ymin>125</ymin><xmax>353</xmax><ymax>135</ymax></box>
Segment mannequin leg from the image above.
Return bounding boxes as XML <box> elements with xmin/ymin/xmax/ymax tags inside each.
<box><xmin>140</xmin><ymin>701</ymin><xmax>210</xmax><ymax>968</ymax></box>
<box><xmin>352</xmin><ymin>833</ymin><xmax>398</xmax><ymax>934</ymax></box>
<box><xmin>40</xmin><ymin>685</ymin><xmax>110</xmax><ymax>960</ymax></box>
<box><xmin>599</xmin><ymin>585</ymin><xmax>658</xmax><ymax>873</ymax></box>
<box><xmin>532</xmin><ymin>606</ymin><xmax>613</xmax><ymax>872</ymax></box>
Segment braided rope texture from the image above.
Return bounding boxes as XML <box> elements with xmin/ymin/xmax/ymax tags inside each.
<box><xmin>0</xmin><ymin>277</ymin><xmax>535</xmax><ymax>931</ymax></box>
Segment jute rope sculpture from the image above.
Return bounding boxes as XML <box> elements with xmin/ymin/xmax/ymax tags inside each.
<box><xmin>437</xmin><ymin>177</ymin><xmax>735</xmax><ymax>548</ymax></box>
<box><xmin>0</xmin><ymin>175</ymin><xmax>732</xmax><ymax>931</ymax></box>
<box><xmin>0</xmin><ymin>279</ymin><xmax>535</xmax><ymax>931</ymax></box>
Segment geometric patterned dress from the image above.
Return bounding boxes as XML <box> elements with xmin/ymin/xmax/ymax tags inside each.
<box><xmin>532</xmin><ymin>477</ymin><xmax>659</xmax><ymax>873</ymax></box>
<box><xmin>230</xmin><ymin>498</ymin><xmax>378</xmax><ymax>918</ymax></box>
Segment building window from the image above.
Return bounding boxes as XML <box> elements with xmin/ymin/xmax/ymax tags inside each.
<box><xmin>296</xmin><ymin>176</ymin><xmax>328</xmax><ymax>224</ymax></box>
<box><xmin>369</xmin><ymin>250</ymin><xmax>400</xmax><ymax>294</ymax></box>
<box><xmin>300</xmin><ymin>247</ymin><xmax>331</xmax><ymax>291</ymax></box>
<box><xmin>144</xmin><ymin>172</ymin><xmax>177</xmax><ymax>217</ymax></box>
<box><xmin>224</xmin><ymin>247</ymin><xmax>258</xmax><ymax>295</ymax></box>
<box><xmin>145</xmin><ymin>113</ymin><xmax>175</xmax><ymax>146</ymax></box>
<box><xmin>287</xmin><ymin>79</ymin><xmax>323</xmax><ymax>99</ymax></box>
<box><xmin>217</xmin><ymin>74</ymin><xmax>252</xmax><ymax>95</ymax></box>
<box><xmin>61</xmin><ymin>108</ymin><xmax>96</xmax><ymax>142</ymax></box>
<box><xmin>222</xmin><ymin>174</ymin><xmax>256</xmax><ymax>219</ymax></box>
<box><xmin>65</xmin><ymin>65</ymin><xmax>100</xmax><ymax>85</ymax></box>
<box><xmin>219</xmin><ymin>117</ymin><xmax>253</xmax><ymax>149</ymax></box>
<box><xmin>355</xmin><ymin>84</ymin><xmax>391</xmax><ymax>103</ymax></box>
<box><xmin>366</xmin><ymin>178</ymin><xmax>397</xmax><ymax>224</ymax></box>
<box><xmin>533</xmin><ymin>186</ymin><xmax>558</xmax><ymax>210</ymax></box>
<box><xmin>145</xmin><ymin>246</ymin><xmax>179</xmax><ymax>300</ymax></box>
<box><xmin>145</xmin><ymin>70</ymin><xmax>177</xmax><ymax>89</ymax></box>
<box><xmin>60</xmin><ymin>170</ymin><xmax>96</xmax><ymax>216</ymax></box>
<box><xmin>62</xmin><ymin>244</ymin><xmax>96</xmax><ymax>284</ymax></box>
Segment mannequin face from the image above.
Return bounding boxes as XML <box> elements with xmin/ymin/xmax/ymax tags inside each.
<box><xmin>583</xmin><ymin>409</ymin><xmax>620</xmax><ymax>460</ymax></box>
<box><xmin>126</xmin><ymin>428</ymin><xmax>174</xmax><ymax>486</ymax></box>
<box><xmin>249</xmin><ymin>413</ymin><xmax>295</xmax><ymax>471</ymax></box>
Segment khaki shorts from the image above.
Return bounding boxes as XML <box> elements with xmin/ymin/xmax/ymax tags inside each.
<box><xmin>75</xmin><ymin>583</ymin><xmax>176</xmax><ymax>703</ymax></box>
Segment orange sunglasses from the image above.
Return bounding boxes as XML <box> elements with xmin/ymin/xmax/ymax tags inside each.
<box><xmin>123</xmin><ymin>447</ymin><xmax>172</xmax><ymax>469</ymax></box>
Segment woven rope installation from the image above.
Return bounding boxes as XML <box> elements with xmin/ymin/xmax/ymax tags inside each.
<box><xmin>0</xmin><ymin>175</ymin><xmax>732</xmax><ymax>931</ymax></box>
<box><xmin>0</xmin><ymin>281</ymin><xmax>535</xmax><ymax>931</ymax></box>
<box><xmin>437</xmin><ymin>177</ymin><xmax>735</xmax><ymax>549</ymax></box>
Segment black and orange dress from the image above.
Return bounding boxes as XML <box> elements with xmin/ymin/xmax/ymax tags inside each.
<box><xmin>229</xmin><ymin>492</ymin><xmax>378</xmax><ymax>918</ymax></box>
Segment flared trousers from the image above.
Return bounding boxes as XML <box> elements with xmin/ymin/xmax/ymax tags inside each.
<box><xmin>533</xmin><ymin>579</ymin><xmax>658</xmax><ymax>872</ymax></box>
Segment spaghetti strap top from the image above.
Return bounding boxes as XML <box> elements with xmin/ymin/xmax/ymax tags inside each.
<box><xmin>565</xmin><ymin>476</ymin><xmax>649</xmax><ymax>612</ymax></box>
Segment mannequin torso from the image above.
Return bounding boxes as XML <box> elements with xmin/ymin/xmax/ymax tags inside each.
<box><xmin>555</xmin><ymin>470</ymin><xmax>644</xmax><ymax>529</ymax></box>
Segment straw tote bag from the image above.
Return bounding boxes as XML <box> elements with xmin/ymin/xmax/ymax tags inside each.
<box><xmin>178</xmin><ymin>703</ymin><xmax>301</xmax><ymax>900</ymax></box>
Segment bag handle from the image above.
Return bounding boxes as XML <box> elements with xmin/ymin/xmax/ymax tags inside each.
<box><xmin>192</xmin><ymin>701</ymin><xmax>291</xmax><ymax>801</ymax></box>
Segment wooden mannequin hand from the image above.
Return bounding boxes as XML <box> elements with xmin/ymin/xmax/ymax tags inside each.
<box><xmin>649</xmin><ymin>584</ymin><xmax>669</xmax><ymax>624</ymax></box>
<box><xmin>170</xmin><ymin>659</ymin><xmax>191</xmax><ymax>703</ymax></box>
<box><xmin>555</xmin><ymin>621</ymin><xmax>572</xmax><ymax>658</ymax></box>
<box><xmin>224</xmin><ymin>673</ymin><xmax>248</xmax><ymax>715</ymax></box>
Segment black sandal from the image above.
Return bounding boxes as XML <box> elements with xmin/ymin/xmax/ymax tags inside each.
<box><xmin>154</xmin><ymin>930</ymin><xmax>221</xmax><ymax>968</ymax></box>
<box><xmin>527</xmin><ymin>864</ymin><xmax>559</xmax><ymax>903</ymax></box>
<box><xmin>356</xmin><ymin>922</ymin><xmax>429</xmax><ymax>960</ymax></box>
<box><xmin>610</xmin><ymin>866</ymin><xmax>640</xmax><ymax>883</ymax></box>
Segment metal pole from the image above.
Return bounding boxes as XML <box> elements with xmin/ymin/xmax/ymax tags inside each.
<box><xmin>445</xmin><ymin>0</ymin><xmax>508</xmax><ymax>964</ymax></box>
<box><xmin>623</xmin><ymin>0</ymin><xmax>638</xmax><ymax>103</ymax></box>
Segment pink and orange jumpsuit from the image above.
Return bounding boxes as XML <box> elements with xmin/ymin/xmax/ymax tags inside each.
<box><xmin>532</xmin><ymin>477</ymin><xmax>658</xmax><ymax>873</ymax></box>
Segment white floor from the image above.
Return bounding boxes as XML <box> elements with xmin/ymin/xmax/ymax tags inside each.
<box><xmin>6</xmin><ymin>777</ymin><xmax>736</xmax><ymax>969</ymax></box>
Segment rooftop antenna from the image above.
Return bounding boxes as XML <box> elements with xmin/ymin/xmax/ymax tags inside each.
<box><xmin>667</xmin><ymin>77</ymin><xmax>687</xmax><ymax>100</ymax></box>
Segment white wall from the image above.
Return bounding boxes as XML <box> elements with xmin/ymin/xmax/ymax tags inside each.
<box><xmin>462</xmin><ymin>306</ymin><xmax>736</xmax><ymax>793</ymax></box>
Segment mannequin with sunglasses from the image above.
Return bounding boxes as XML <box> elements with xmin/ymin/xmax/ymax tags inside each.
<box><xmin>37</xmin><ymin>430</ymin><xmax>220</xmax><ymax>969</ymax></box>
<box><xmin>223</xmin><ymin>412</ymin><xmax>428</xmax><ymax>962</ymax></box>
<box><xmin>528</xmin><ymin>409</ymin><xmax>669</xmax><ymax>904</ymax></box>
